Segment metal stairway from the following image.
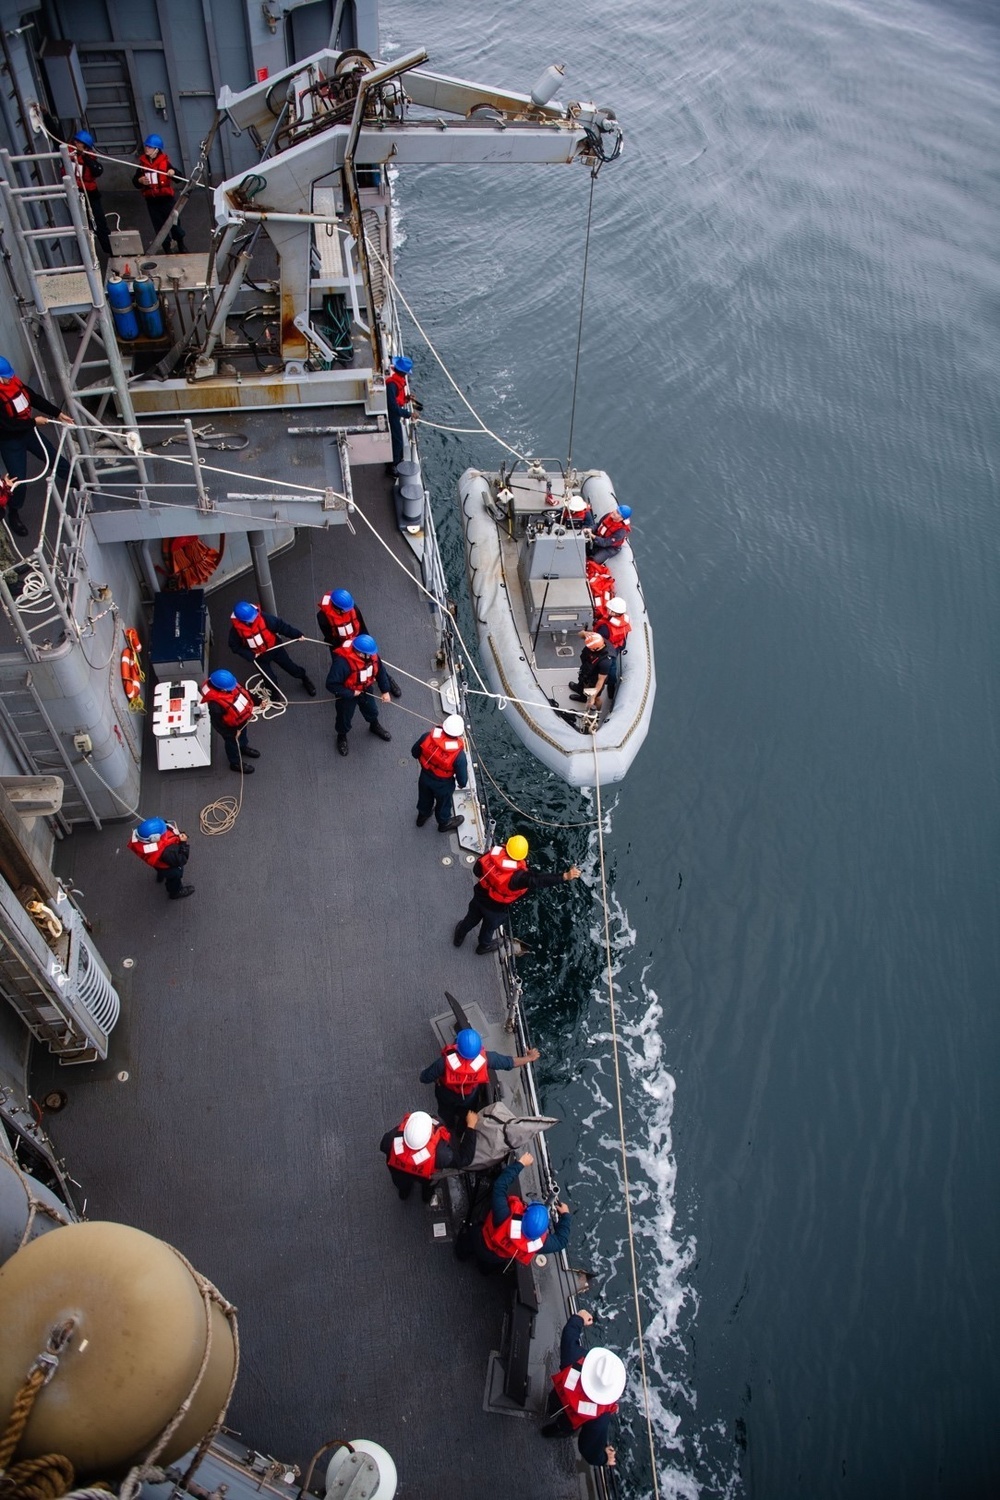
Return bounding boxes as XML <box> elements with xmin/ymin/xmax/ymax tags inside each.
<box><xmin>0</xmin><ymin>675</ymin><xmax>100</xmax><ymax>832</ymax></box>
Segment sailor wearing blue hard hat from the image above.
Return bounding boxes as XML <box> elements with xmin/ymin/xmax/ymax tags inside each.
<box><xmin>69</xmin><ymin>131</ymin><xmax>112</xmax><ymax>255</ymax></box>
<box><xmin>133</xmin><ymin>134</ymin><xmax>186</xmax><ymax>252</ymax></box>
<box><xmin>384</xmin><ymin>352</ymin><xmax>422</xmax><ymax>473</ymax></box>
<box><xmin>325</xmin><ymin>632</ymin><xmax>393</xmax><ymax>756</ymax></box>
<box><xmin>128</xmin><ymin>815</ymin><xmax>193</xmax><ymax>899</ymax></box>
<box><xmin>316</xmin><ymin>586</ymin><xmax>402</xmax><ymax>697</ymax></box>
<box><xmin>228</xmin><ymin>599</ymin><xmax>316</xmax><ymax>700</ymax></box>
<box><xmin>419</xmin><ymin>1025</ymin><xmax>541</xmax><ymax>1126</ymax></box>
<box><xmin>0</xmin><ymin>357</ymin><xmax>74</xmax><ymax>536</ymax></box>
<box><xmin>200</xmin><ymin>668</ymin><xmax>260</xmax><ymax>773</ymax></box>
<box><xmin>475</xmin><ymin>1146</ymin><xmax>572</xmax><ymax>1273</ymax></box>
<box><xmin>588</xmin><ymin>500</ymin><xmax>633</xmax><ymax>564</ymax></box>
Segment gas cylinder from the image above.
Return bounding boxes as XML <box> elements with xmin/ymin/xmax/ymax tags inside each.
<box><xmin>132</xmin><ymin>274</ymin><xmax>164</xmax><ymax>339</ymax></box>
<box><xmin>105</xmin><ymin>272</ymin><xmax>139</xmax><ymax>341</ymax></box>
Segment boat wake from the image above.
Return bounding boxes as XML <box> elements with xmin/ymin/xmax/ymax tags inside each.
<box><xmin>571</xmin><ymin>811</ymin><xmax>740</xmax><ymax>1500</ymax></box>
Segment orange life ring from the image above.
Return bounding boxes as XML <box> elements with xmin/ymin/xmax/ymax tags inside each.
<box><xmin>120</xmin><ymin>627</ymin><xmax>145</xmax><ymax>710</ymax></box>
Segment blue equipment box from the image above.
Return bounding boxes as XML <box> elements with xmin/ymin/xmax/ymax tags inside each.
<box><xmin>150</xmin><ymin>589</ymin><xmax>210</xmax><ymax>681</ymax></box>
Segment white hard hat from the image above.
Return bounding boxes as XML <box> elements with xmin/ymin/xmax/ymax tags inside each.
<box><xmin>608</xmin><ymin>597</ymin><xmax>627</xmax><ymax>613</ymax></box>
<box><xmin>566</xmin><ymin>494</ymin><xmax>587</xmax><ymax>513</ymax></box>
<box><xmin>402</xmin><ymin>1111</ymin><xmax>434</xmax><ymax>1150</ymax></box>
<box><xmin>442</xmin><ymin>714</ymin><xmax>465</xmax><ymax>736</ymax></box>
<box><xmin>580</xmin><ymin>1347</ymin><xmax>627</xmax><ymax>1405</ymax></box>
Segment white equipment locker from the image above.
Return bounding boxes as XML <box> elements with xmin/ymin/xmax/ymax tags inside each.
<box><xmin>152</xmin><ymin>681</ymin><xmax>212</xmax><ymax>770</ymax></box>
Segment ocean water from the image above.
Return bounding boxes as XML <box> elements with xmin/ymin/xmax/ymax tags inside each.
<box><xmin>382</xmin><ymin>2</ymin><xmax>1000</xmax><ymax>1496</ymax></box>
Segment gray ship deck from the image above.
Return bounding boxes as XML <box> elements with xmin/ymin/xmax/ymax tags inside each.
<box><xmin>31</xmin><ymin>466</ymin><xmax>582</xmax><ymax>1498</ymax></box>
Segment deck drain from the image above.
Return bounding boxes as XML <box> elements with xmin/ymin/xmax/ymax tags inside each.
<box><xmin>117</xmin><ymin>1071</ymin><xmax>130</xmax><ymax>1083</ymax></box>
<box><xmin>441</xmin><ymin>855</ymin><xmax>452</xmax><ymax>866</ymax></box>
<box><xmin>122</xmin><ymin>958</ymin><xmax>135</xmax><ymax>969</ymax></box>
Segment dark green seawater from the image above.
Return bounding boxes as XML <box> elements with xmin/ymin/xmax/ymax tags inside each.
<box><xmin>383</xmin><ymin>2</ymin><xmax>1000</xmax><ymax>1495</ymax></box>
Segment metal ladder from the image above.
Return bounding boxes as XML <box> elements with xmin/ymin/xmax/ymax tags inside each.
<box><xmin>0</xmin><ymin>674</ymin><xmax>101</xmax><ymax>831</ymax></box>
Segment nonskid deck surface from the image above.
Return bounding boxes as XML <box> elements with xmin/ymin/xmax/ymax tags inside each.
<box><xmin>32</xmin><ymin>464</ymin><xmax>579</xmax><ymax>1499</ymax></box>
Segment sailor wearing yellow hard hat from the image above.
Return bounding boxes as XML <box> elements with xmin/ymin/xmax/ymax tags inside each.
<box><xmin>452</xmin><ymin>833</ymin><xmax>581</xmax><ymax>954</ymax></box>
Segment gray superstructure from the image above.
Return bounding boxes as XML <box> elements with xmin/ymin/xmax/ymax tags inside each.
<box><xmin>0</xmin><ymin>3</ymin><xmax>627</xmax><ymax>1497</ymax></box>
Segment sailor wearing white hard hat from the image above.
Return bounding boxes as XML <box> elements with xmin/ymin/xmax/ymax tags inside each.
<box><xmin>541</xmin><ymin>1309</ymin><xmax>626</xmax><ymax>1469</ymax></box>
<box><xmin>411</xmin><ymin>714</ymin><xmax>468</xmax><ymax>832</ymax></box>
<box><xmin>378</xmin><ymin>1107</ymin><xmax>478</xmax><ymax>1202</ymax></box>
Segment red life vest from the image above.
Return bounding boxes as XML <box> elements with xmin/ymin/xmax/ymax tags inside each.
<box><xmin>230</xmin><ymin>608</ymin><xmax>277</xmax><ymax>654</ymax></box>
<box><xmin>0</xmin><ymin>477</ymin><xmax>13</xmax><ymax>513</ymax></box>
<box><xmin>128</xmin><ymin>823</ymin><xmax>183</xmax><ymax>870</ymax></box>
<box><xmin>550</xmin><ymin>1362</ymin><xmax>620</xmax><ymax>1430</ymax></box>
<box><xmin>418</xmin><ymin>726</ymin><xmax>464</xmax><ymax>779</ymax></box>
<box><xmin>386</xmin><ymin>370</ymin><xmax>409</xmax><ymax>410</ymax></box>
<box><xmin>70</xmin><ymin>146</ymin><xmax>100</xmax><ymax>194</ymax></box>
<box><xmin>318</xmin><ymin>595</ymin><xmax>362</xmax><ymax>642</ymax></box>
<box><xmin>388</xmin><ymin>1116</ymin><xmax>449</xmax><ymax>1179</ymax></box>
<box><xmin>602</xmin><ymin>611</ymin><xmax>631</xmax><ymax>650</ymax></box>
<box><xmin>336</xmin><ymin>642</ymin><xmax>379</xmax><ymax>693</ymax></box>
<box><xmin>586</xmin><ymin>559</ymin><xmax>615</xmax><ymax>619</ymax></box>
<box><xmin>476</xmin><ymin>846</ymin><xmax>528</xmax><ymax>905</ymax></box>
<box><xmin>200</xmin><ymin>680</ymin><xmax>254</xmax><ymax>729</ymax></box>
<box><xmin>0</xmin><ymin>376</ymin><xmax>33</xmax><ymax>425</ymax></box>
<box><xmin>480</xmin><ymin>1194</ymin><xmax>547</xmax><ymax>1264</ymax></box>
<box><xmin>137</xmin><ymin>150</ymin><xmax>175</xmax><ymax>198</ymax></box>
<box><xmin>594</xmin><ymin>511</ymin><xmax>630</xmax><ymax>547</ymax></box>
<box><xmin>439</xmin><ymin>1043</ymin><xmax>488</xmax><ymax>1096</ymax></box>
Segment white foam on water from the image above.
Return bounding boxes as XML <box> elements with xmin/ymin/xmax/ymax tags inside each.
<box><xmin>578</xmin><ymin>822</ymin><xmax>740</xmax><ymax>1498</ymax></box>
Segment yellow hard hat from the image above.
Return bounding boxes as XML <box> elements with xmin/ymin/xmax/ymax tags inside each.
<box><xmin>505</xmin><ymin>834</ymin><xmax>529</xmax><ymax>861</ymax></box>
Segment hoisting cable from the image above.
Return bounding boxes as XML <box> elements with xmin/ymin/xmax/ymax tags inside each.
<box><xmin>566</xmin><ymin>167</ymin><xmax>598</xmax><ymax>475</ymax></box>
<box><xmin>366</xmin><ymin>242</ymin><xmax>532</xmax><ymax>464</ymax></box>
<box><xmin>590</xmin><ymin>735</ymin><xmax>662</xmax><ymax>1497</ymax></box>
<box><xmin>462</xmin><ymin>717</ymin><xmax>598</xmax><ymax>831</ymax></box>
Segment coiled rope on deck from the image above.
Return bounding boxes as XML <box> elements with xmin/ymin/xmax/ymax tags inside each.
<box><xmin>590</xmin><ymin>734</ymin><xmax>661</xmax><ymax>1497</ymax></box>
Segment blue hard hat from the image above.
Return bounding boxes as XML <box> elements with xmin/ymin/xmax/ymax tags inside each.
<box><xmin>209</xmin><ymin>669</ymin><xmax>238</xmax><ymax>691</ymax></box>
<box><xmin>136</xmin><ymin>817</ymin><xmax>167</xmax><ymax>839</ymax></box>
<box><xmin>392</xmin><ymin>355</ymin><xmax>413</xmax><ymax>374</ymax></box>
<box><xmin>354</xmin><ymin>633</ymin><xmax>377</xmax><ymax>655</ymax></box>
<box><xmin>143</xmin><ymin>134</ymin><xmax>164</xmax><ymax>151</ymax></box>
<box><xmin>331</xmin><ymin>588</ymin><xmax>354</xmax><ymax>611</ymax></box>
<box><xmin>74</xmin><ymin>130</ymin><xmax>95</xmax><ymax>147</ymax></box>
<box><xmin>233</xmin><ymin>601</ymin><xmax>257</xmax><ymax>624</ymax></box>
<box><xmin>456</xmin><ymin>1028</ymin><xmax>483</xmax><ymax>1061</ymax></box>
<box><xmin>618</xmin><ymin>504</ymin><xmax>632</xmax><ymax>519</ymax></box>
<box><xmin>0</xmin><ymin>358</ymin><xmax>14</xmax><ymax>379</ymax></box>
<box><xmin>522</xmin><ymin>1203</ymin><xmax>549</xmax><ymax>1240</ymax></box>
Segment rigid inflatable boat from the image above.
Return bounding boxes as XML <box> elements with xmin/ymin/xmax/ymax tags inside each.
<box><xmin>458</xmin><ymin>463</ymin><xmax>655</xmax><ymax>788</ymax></box>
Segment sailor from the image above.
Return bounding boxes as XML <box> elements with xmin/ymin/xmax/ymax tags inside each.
<box><xmin>199</xmin><ymin>668</ymin><xmax>260</xmax><ymax>774</ymax></box>
<box><xmin>599</xmin><ymin>596</ymin><xmax>632</xmax><ymax>653</ymax></box>
<box><xmin>560</xmin><ymin>493</ymin><xmax>595</xmax><ymax>530</ymax></box>
<box><xmin>0</xmin><ymin>358</ymin><xmax>74</xmax><ymax>535</ymax></box>
<box><xmin>128</xmin><ymin>817</ymin><xmax>193</xmax><ymax>901</ymax></box>
<box><xmin>412</xmin><ymin>714</ymin><xmax>468</xmax><ymax>832</ymax></box>
<box><xmin>540</xmin><ymin>1310</ymin><xmax>624</xmax><ymax>1469</ymax></box>
<box><xmin>379</xmin><ymin>1107</ymin><xmax>478</xmax><ymax>1201</ymax></box>
<box><xmin>588</xmin><ymin>504</ymin><xmax>632</xmax><ymax>564</ymax></box>
<box><xmin>452</xmin><ymin>835</ymin><xmax>581</xmax><ymax>954</ymax></box>
<box><xmin>419</xmin><ymin>1027</ymin><xmax>541</xmax><ymax>1127</ymax></box>
<box><xmin>384</xmin><ymin>354</ymin><xmax>421</xmax><ymax>471</ymax></box>
<box><xmin>133</xmin><ymin>135</ymin><xmax>186</xmax><ymax>252</ymax></box>
<box><xmin>68</xmin><ymin>132</ymin><xmax>112</xmax><ymax>256</ymax></box>
<box><xmin>569</xmin><ymin>631</ymin><xmax>616</xmax><ymax>708</ymax></box>
<box><xmin>316</xmin><ymin>587</ymin><xmax>402</xmax><ymax>695</ymax></box>
<box><xmin>474</xmin><ymin>1149</ymin><xmax>572</xmax><ymax>1272</ymax></box>
<box><xmin>326</xmin><ymin>633</ymin><xmax>393</xmax><ymax>756</ymax></box>
<box><xmin>228</xmin><ymin>601</ymin><xmax>317</xmax><ymax>699</ymax></box>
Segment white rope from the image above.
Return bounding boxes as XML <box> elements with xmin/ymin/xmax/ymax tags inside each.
<box><xmin>41</xmin><ymin>122</ymin><xmax>205</xmax><ymax>190</ymax></box>
<box><xmin>367</xmin><ymin>240</ymin><xmax>532</xmax><ymax>464</ymax></box>
<box><xmin>590</xmin><ymin>734</ymin><xmax>661</xmax><ymax>1496</ymax></box>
